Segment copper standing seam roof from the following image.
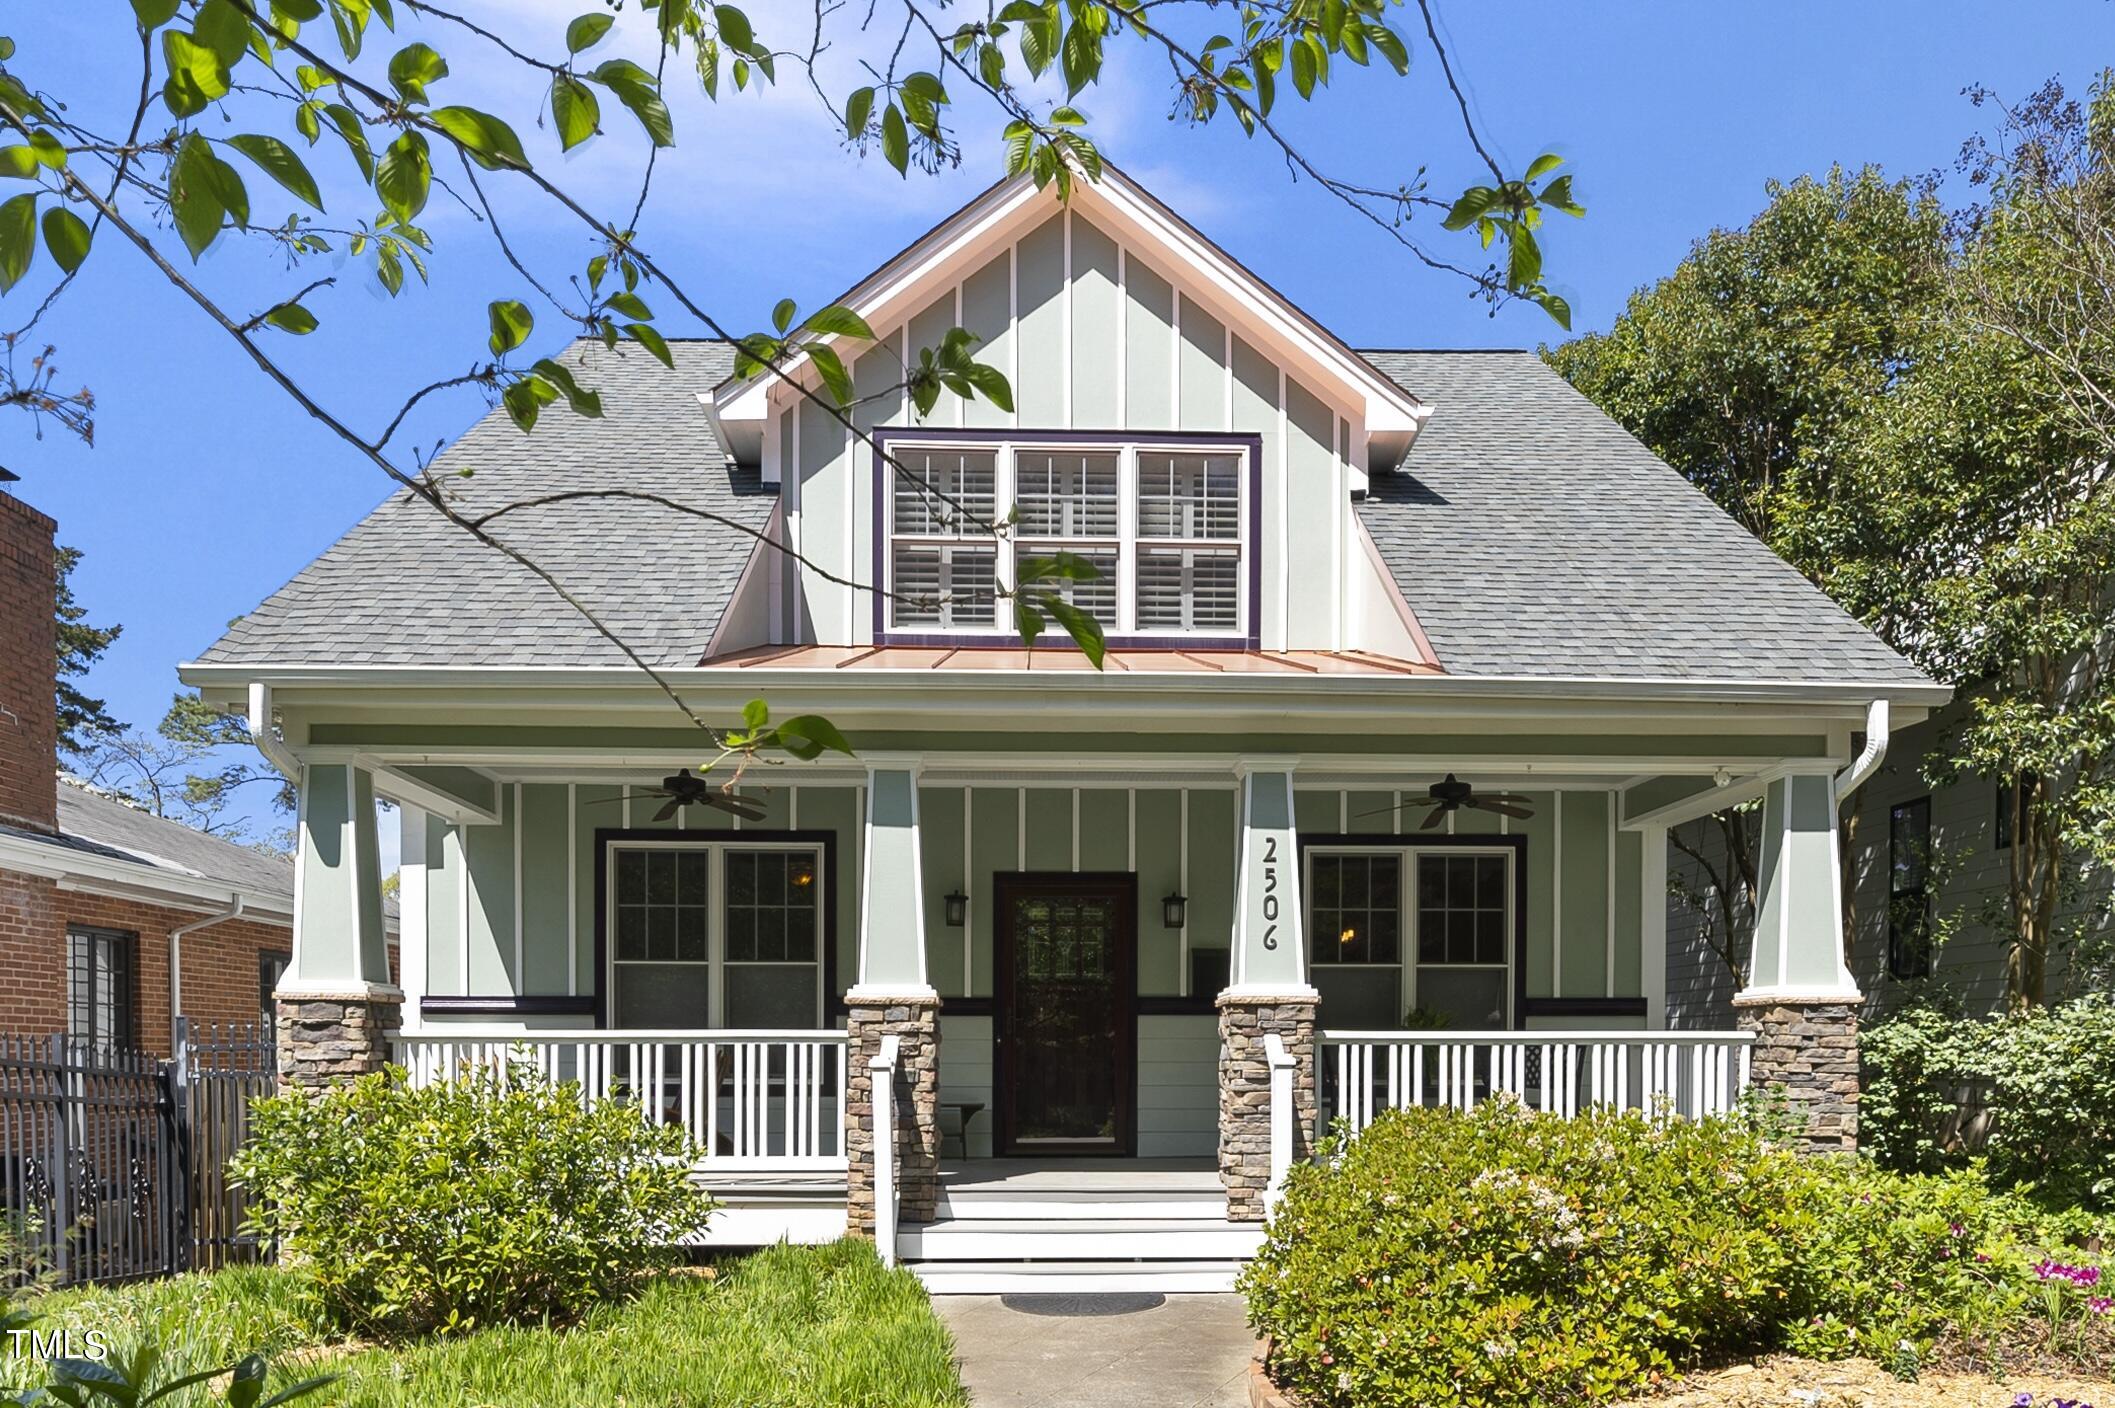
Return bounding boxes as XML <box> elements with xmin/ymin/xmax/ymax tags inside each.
<box><xmin>696</xmin><ymin>645</ymin><xmax>1442</xmax><ymax>676</ymax></box>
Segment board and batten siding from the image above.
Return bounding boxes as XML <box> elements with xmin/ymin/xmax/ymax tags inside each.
<box><xmin>775</xmin><ymin>207</ymin><xmax>1362</xmax><ymax>651</ymax></box>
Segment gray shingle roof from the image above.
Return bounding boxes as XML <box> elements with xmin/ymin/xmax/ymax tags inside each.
<box><xmin>196</xmin><ymin>338</ymin><xmax>1928</xmax><ymax>689</ymax></box>
<box><xmin>1358</xmin><ymin>350</ymin><xmax>1933</xmax><ymax>686</ymax></box>
<box><xmin>197</xmin><ymin>339</ymin><xmax>772</xmax><ymax>669</ymax></box>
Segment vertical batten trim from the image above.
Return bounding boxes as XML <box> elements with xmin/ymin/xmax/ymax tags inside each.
<box><xmin>621</xmin><ymin>783</ymin><xmax>631</xmax><ymax>829</ymax></box>
<box><xmin>1178</xmin><ymin>789</ymin><xmax>1190</xmax><ymax>996</ymax></box>
<box><xmin>953</xmin><ymin>282</ymin><xmax>966</xmax><ymax>428</ymax></box>
<box><xmin>343</xmin><ymin>764</ymin><xmax>359</xmax><ymax>973</ymax></box>
<box><xmin>1114</xmin><ymin>245</ymin><xmax>1127</xmax><ymax>427</ymax></box>
<box><xmin>1277</xmin><ymin>367</ymin><xmax>1290</xmax><ymax>645</ymax></box>
<box><xmin>566</xmin><ymin>783</ymin><xmax>578</xmax><ymax>996</ymax></box>
<box><xmin>512</xmin><ymin>782</ymin><xmax>523</xmax><ymax>992</ymax></box>
<box><xmin>1446</xmin><ymin>810</ymin><xmax>1455</xmax><ymax>835</ymax></box>
<box><xmin>1606</xmin><ymin>791</ymin><xmax>1618</xmax><ymax>999</ymax></box>
<box><xmin>1338</xmin><ymin>791</ymin><xmax>1347</xmax><ymax>832</ymax></box>
<box><xmin>1017</xmin><ymin>787</ymin><xmax>1027</xmax><ymax>871</ymax></box>
<box><xmin>1331</xmin><ymin>414</ymin><xmax>1345</xmax><ymax>651</ymax></box>
<box><xmin>1641</xmin><ymin>824</ymin><xmax>1669</xmax><ymax>1029</ymax></box>
<box><xmin>455</xmin><ymin>824</ymin><xmax>469</xmax><ymax>996</ymax></box>
<box><xmin>1061</xmin><ymin>206</ymin><xmax>1074</xmax><ymax>428</ymax></box>
<box><xmin>1222</xmin><ymin>324</ymin><xmax>1234</xmax><ymax>430</ymax></box>
<box><xmin>1127</xmin><ymin>788</ymin><xmax>1137</xmax><ymax>872</ymax></box>
<box><xmin>1552</xmin><ymin>791</ymin><xmax>1565</xmax><ymax>1000</ymax></box>
<box><xmin>1007</xmin><ymin>241</ymin><xmax>1019</xmax><ymax>429</ymax></box>
<box><xmin>1392</xmin><ymin>789</ymin><xmax>1402</xmax><ymax>836</ymax></box>
<box><xmin>962</xmin><ymin>784</ymin><xmax>973</xmax><ymax>996</ymax></box>
<box><xmin>789</xmin><ymin>784</ymin><xmax>800</xmax><ymax>830</ymax></box>
<box><xmin>1169</xmin><ymin>291</ymin><xmax>1182</xmax><ymax>430</ymax></box>
<box><xmin>1070</xmin><ymin>788</ymin><xmax>1081</xmax><ymax>871</ymax></box>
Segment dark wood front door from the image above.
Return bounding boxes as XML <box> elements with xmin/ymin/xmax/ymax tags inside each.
<box><xmin>993</xmin><ymin>873</ymin><xmax>1136</xmax><ymax>1156</ymax></box>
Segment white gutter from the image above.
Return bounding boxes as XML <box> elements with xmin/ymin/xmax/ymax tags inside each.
<box><xmin>167</xmin><ymin>895</ymin><xmax>244</xmax><ymax>1052</ymax></box>
<box><xmin>247</xmin><ymin>681</ymin><xmax>303</xmax><ymax>780</ymax></box>
<box><xmin>1834</xmin><ymin>698</ymin><xmax>1890</xmax><ymax>799</ymax></box>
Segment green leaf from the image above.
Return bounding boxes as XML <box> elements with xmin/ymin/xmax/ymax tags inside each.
<box><xmin>502</xmin><ymin>373</ymin><xmax>557</xmax><ymax>432</ymax></box>
<box><xmin>39</xmin><ymin>205</ymin><xmax>89</xmax><ymax>274</ymax></box>
<box><xmin>161</xmin><ymin>29</ymin><xmax>229</xmax><ymax>117</ymax></box>
<box><xmin>843</xmin><ymin>85</ymin><xmax>874</xmax><ymax>137</ymax></box>
<box><xmin>386</xmin><ymin>41</ymin><xmax>448</xmax><ymax>104</ymax></box>
<box><xmin>773</xmin><ymin>714</ymin><xmax>853</xmax><ymax>760</ymax></box>
<box><xmin>1525</xmin><ymin>152</ymin><xmax>1564</xmax><ymax>182</ymax></box>
<box><xmin>550</xmin><ymin>74</ymin><xmax>599</xmax><ymax>151</ymax></box>
<box><xmin>193</xmin><ymin>0</ymin><xmax>251</xmax><ymax>69</ymax></box>
<box><xmin>1536</xmin><ymin>291</ymin><xmax>1571</xmax><ymax>331</ymax></box>
<box><xmin>741</xmin><ymin>697</ymin><xmax>769</xmax><ymax>731</ymax></box>
<box><xmin>1289</xmin><ymin>37</ymin><xmax>1317</xmax><ymax>99</ymax></box>
<box><xmin>880</xmin><ymin>103</ymin><xmax>909</xmax><ymax>175</ymax></box>
<box><xmin>624</xmin><ymin>321</ymin><xmax>673</xmax><ymax>368</ymax></box>
<box><xmin>0</xmin><ymin>148</ymin><xmax>36</xmax><ymax>180</ymax></box>
<box><xmin>715</xmin><ymin>5</ymin><xmax>753</xmax><ymax>51</ymax></box>
<box><xmin>771</xmin><ymin>296</ymin><xmax>796</xmax><ymax>334</ymax></box>
<box><xmin>1044</xmin><ymin>595</ymin><xmax>1106</xmax><ymax>668</ymax></box>
<box><xmin>799</xmin><ymin>304</ymin><xmax>874</xmax><ymax>340</ymax></box>
<box><xmin>592</xmin><ymin>61</ymin><xmax>674</xmax><ymax>146</ymax></box>
<box><xmin>1366</xmin><ymin>21</ymin><xmax>1408</xmax><ymax>73</ymax></box>
<box><xmin>226</xmin><ymin>133</ymin><xmax>323</xmax><ymax>211</ymax></box>
<box><xmin>271</xmin><ymin>0</ymin><xmax>324</xmax><ymax>21</ymax></box>
<box><xmin>565</xmin><ymin>12</ymin><xmax>614</xmax><ymax>53</ymax></box>
<box><xmin>375</xmin><ymin>131</ymin><xmax>431</xmax><ymax>224</ymax></box>
<box><xmin>1540</xmin><ymin>174</ymin><xmax>1584</xmax><ymax>218</ymax></box>
<box><xmin>606</xmin><ymin>289</ymin><xmax>651</xmax><ymax>320</ymax></box>
<box><xmin>1441</xmin><ymin>185</ymin><xmax>1497</xmax><ymax>231</ymax></box>
<box><xmin>262</xmin><ymin>299</ymin><xmax>318</xmax><ymax>334</ymax></box>
<box><xmin>323</xmin><ymin>104</ymin><xmax>374</xmax><ymax>182</ymax></box>
<box><xmin>169</xmin><ymin>134</ymin><xmax>227</xmax><ymax>258</ymax></box>
<box><xmin>531</xmin><ymin>356</ymin><xmax>603</xmax><ymax>417</ymax></box>
<box><xmin>487</xmin><ymin>298</ymin><xmax>533</xmax><ymax>356</ymax></box>
<box><xmin>1059</xmin><ymin>21</ymin><xmax>1097</xmax><ymax>97</ymax></box>
<box><xmin>132</xmin><ymin>0</ymin><xmax>182</xmax><ymax>27</ymax></box>
<box><xmin>429</xmin><ymin>105</ymin><xmax>527</xmax><ymax>171</ymax></box>
<box><xmin>0</xmin><ymin>193</ymin><xmax>36</xmax><ymax>292</ymax></box>
<box><xmin>806</xmin><ymin>343</ymin><xmax>853</xmax><ymax>407</ymax></box>
<box><xmin>958</xmin><ymin>360</ymin><xmax>1014</xmax><ymax>413</ymax></box>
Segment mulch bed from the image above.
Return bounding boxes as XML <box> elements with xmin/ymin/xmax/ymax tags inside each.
<box><xmin>1616</xmin><ymin>1355</ymin><xmax>2115</xmax><ymax>1407</ymax></box>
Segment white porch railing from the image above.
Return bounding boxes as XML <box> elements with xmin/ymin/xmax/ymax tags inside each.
<box><xmin>869</xmin><ymin>1033</ymin><xmax>901</xmax><ymax>1268</ymax></box>
<box><xmin>1319</xmin><ymin>1030</ymin><xmax>1755</xmax><ymax>1135</ymax></box>
<box><xmin>391</xmin><ymin>1029</ymin><xmax>850</xmax><ymax>1171</ymax></box>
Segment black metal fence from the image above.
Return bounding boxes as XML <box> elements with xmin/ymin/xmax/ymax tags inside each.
<box><xmin>0</xmin><ymin>1022</ymin><xmax>276</xmax><ymax>1288</ymax></box>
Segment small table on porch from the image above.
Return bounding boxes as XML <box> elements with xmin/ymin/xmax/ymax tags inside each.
<box><xmin>940</xmin><ymin>1101</ymin><xmax>986</xmax><ymax>1160</ymax></box>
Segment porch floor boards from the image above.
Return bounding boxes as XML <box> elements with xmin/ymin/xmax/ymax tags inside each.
<box><xmin>938</xmin><ymin>1158</ymin><xmax>1219</xmax><ymax>1195</ymax></box>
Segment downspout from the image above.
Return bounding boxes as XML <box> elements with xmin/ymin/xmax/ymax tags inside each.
<box><xmin>168</xmin><ymin>895</ymin><xmax>244</xmax><ymax>1053</ymax></box>
<box><xmin>246</xmin><ymin>682</ymin><xmax>302</xmax><ymax>781</ymax></box>
<box><xmin>1835</xmin><ymin>698</ymin><xmax>1890</xmax><ymax>798</ymax></box>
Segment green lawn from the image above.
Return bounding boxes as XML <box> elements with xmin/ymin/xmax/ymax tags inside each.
<box><xmin>4</xmin><ymin>1241</ymin><xmax>966</xmax><ymax>1408</ymax></box>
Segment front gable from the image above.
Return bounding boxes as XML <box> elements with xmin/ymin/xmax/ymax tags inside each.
<box><xmin>709</xmin><ymin>169</ymin><xmax>1430</xmax><ymax>656</ymax></box>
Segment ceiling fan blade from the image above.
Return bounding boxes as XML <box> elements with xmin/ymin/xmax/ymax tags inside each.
<box><xmin>1468</xmin><ymin>798</ymin><xmax>1535</xmax><ymax>820</ymax></box>
<box><xmin>652</xmin><ymin>797</ymin><xmax>682</xmax><ymax>823</ymax></box>
<box><xmin>699</xmin><ymin>792</ymin><xmax>768</xmax><ymax>821</ymax></box>
<box><xmin>1419</xmin><ymin>806</ymin><xmax>1449</xmax><ymax>831</ymax></box>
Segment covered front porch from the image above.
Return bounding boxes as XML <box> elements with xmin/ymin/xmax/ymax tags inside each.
<box><xmin>238</xmin><ymin>664</ymin><xmax>1885</xmax><ymax>1280</ymax></box>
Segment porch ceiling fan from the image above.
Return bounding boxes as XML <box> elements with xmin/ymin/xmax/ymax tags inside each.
<box><xmin>1367</xmin><ymin>774</ymin><xmax>1537</xmax><ymax>831</ymax></box>
<box><xmin>590</xmin><ymin>769</ymin><xmax>767</xmax><ymax>823</ymax></box>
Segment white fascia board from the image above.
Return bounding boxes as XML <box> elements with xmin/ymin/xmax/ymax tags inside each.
<box><xmin>0</xmin><ymin>832</ymin><xmax>294</xmax><ymax>922</ymax></box>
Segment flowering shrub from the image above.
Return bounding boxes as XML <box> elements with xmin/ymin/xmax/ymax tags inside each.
<box><xmin>1241</xmin><ymin>1100</ymin><xmax>2099</xmax><ymax>1408</ymax></box>
<box><xmin>1862</xmin><ymin>996</ymin><xmax>2115</xmax><ymax>1209</ymax></box>
<box><xmin>232</xmin><ymin>1065</ymin><xmax>715</xmax><ymax>1340</ymax></box>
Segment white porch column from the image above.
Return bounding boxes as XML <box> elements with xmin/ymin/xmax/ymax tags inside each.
<box><xmin>1218</xmin><ymin>761</ymin><xmax>1318</xmax><ymax>1221</ymax></box>
<box><xmin>1733</xmin><ymin>771</ymin><xmax>1862</xmax><ymax>1150</ymax></box>
<box><xmin>845</xmin><ymin>764</ymin><xmax>940</xmax><ymax>1233</ymax></box>
<box><xmin>279</xmin><ymin>761</ymin><xmax>402</xmax><ymax>1087</ymax></box>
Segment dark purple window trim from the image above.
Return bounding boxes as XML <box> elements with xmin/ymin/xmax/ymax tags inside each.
<box><xmin>870</xmin><ymin>426</ymin><xmax>1265</xmax><ymax>652</ymax></box>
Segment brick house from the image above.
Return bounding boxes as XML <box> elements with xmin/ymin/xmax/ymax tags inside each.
<box><xmin>0</xmin><ymin>482</ymin><xmax>390</xmax><ymax>1057</ymax></box>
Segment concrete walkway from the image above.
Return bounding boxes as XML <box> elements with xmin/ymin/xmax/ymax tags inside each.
<box><xmin>936</xmin><ymin>1293</ymin><xmax>1253</xmax><ymax>1408</ymax></box>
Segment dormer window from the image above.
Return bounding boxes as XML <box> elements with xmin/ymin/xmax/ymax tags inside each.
<box><xmin>874</xmin><ymin>429</ymin><xmax>1258</xmax><ymax>648</ymax></box>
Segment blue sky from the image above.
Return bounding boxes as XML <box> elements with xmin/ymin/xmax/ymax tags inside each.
<box><xmin>4</xmin><ymin>2</ymin><xmax>2111</xmax><ymax>862</ymax></box>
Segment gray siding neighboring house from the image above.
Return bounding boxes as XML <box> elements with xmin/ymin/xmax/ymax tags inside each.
<box><xmin>1665</xmin><ymin>702</ymin><xmax>2112</xmax><ymax>1027</ymax></box>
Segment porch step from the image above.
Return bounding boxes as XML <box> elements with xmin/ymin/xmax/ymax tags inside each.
<box><xmin>900</xmin><ymin>1217</ymin><xmax>1266</xmax><ymax>1262</ymax></box>
<box><xmin>934</xmin><ymin>1193</ymin><xmax>1230</xmax><ymax>1220</ymax></box>
<box><xmin>909</xmin><ymin>1259</ymin><xmax>1245</xmax><ymax>1295</ymax></box>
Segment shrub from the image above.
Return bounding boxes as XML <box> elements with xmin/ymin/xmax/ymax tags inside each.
<box><xmin>1241</xmin><ymin>1100</ymin><xmax>2097</xmax><ymax>1408</ymax></box>
<box><xmin>232</xmin><ymin>1065</ymin><xmax>715</xmax><ymax>1339</ymax></box>
<box><xmin>1862</xmin><ymin>995</ymin><xmax>2115</xmax><ymax>1209</ymax></box>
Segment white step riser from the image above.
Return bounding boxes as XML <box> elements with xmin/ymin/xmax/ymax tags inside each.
<box><xmin>901</xmin><ymin>1228</ymin><xmax>1265</xmax><ymax>1261</ymax></box>
<box><xmin>912</xmin><ymin>1264</ymin><xmax>1242</xmax><ymax>1295</ymax></box>
<box><xmin>935</xmin><ymin>1198</ymin><xmax>1230</xmax><ymax>1221</ymax></box>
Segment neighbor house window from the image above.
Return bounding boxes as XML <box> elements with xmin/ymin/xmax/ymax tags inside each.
<box><xmin>1994</xmin><ymin>774</ymin><xmax>2036</xmax><ymax>850</ymax></box>
<box><xmin>607</xmin><ymin>841</ymin><xmax>825</xmax><ymax>1028</ymax></box>
<box><xmin>258</xmin><ymin>951</ymin><xmax>289</xmax><ymax>1032</ymax></box>
<box><xmin>1888</xmin><ymin>797</ymin><xmax>1933</xmax><ymax>979</ymax></box>
<box><xmin>1305</xmin><ymin>847</ymin><xmax>1516</xmax><ymax>1030</ymax></box>
<box><xmin>879</xmin><ymin>432</ymin><xmax>1254</xmax><ymax>643</ymax></box>
<box><xmin>68</xmin><ymin>925</ymin><xmax>135</xmax><ymax>1054</ymax></box>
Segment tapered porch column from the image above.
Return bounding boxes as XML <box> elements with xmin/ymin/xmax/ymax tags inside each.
<box><xmin>1733</xmin><ymin>771</ymin><xmax>1862</xmax><ymax>1151</ymax></box>
<box><xmin>1218</xmin><ymin>762</ymin><xmax>1319</xmax><ymax>1221</ymax></box>
<box><xmin>845</xmin><ymin>764</ymin><xmax>941</xmax><ymax>1235</ymax></box>
<box><xmin>278</xmin><ymin>761</ymin><xmax>402</xmax><ymax>1088</ymax></box>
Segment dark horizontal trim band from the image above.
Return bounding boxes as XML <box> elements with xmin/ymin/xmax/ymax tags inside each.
<box><xmin>1521</xmin><ymin>997</ymin><xmax>1648</xmax><ymax>1018</ymax></box>
<box><xmin>420</xmin><ymin>995</ymin><xmax>599</xmax><ymax>1016</ymax></box>
<box><xmin>1135</xmin><ymin>996</ymin><xmax>1218</xmax><ymax>1017</ymax></box>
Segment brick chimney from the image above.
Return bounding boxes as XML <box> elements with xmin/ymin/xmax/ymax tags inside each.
<box><xmin>0</xmin><ymin>486</ymin><xmax>58</xmax><ymax>835</ymax></box>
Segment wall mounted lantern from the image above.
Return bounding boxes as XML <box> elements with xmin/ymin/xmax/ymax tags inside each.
<box><xmin>1161</xmin><ymin>891</ymin><xmax>1188</xmax><ymax>929</ymax></box>
<box><xmin>944</xmin><ymin>888</ymin><xmax>968</xmax><ymax>927</ymax></box>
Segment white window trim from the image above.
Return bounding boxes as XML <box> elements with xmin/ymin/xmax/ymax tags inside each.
<box><xmin>880</xmin><ymin>435</ymin><xmax>1254</xmax><ymax>642</ymax></box>
<box><xmin>1304</xmin><ymin>845</ymin><xmax>1518</xmax><ymax>1029</ymax></box>
<box><xmin>604</xmin><ymin>838</ymin><xmax>828</xmax><ymax>1030</ymax></box>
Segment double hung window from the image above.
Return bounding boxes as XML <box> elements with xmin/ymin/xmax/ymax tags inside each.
<box><xmin>880</xmin><ymin>435</ymin><xmax>1252</xmax><ymax>643</ymax></box>
<box><xmin>607</xmin><ymin>842</ymin><xmax>826</xmax><ymax>1028</ymax></box>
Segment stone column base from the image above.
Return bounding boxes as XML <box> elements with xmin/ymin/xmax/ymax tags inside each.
<box><xmin>845</xmin><ymin>993</ymin><xmax>941</xmax><ymax>1237</ymax></box>
<box><xmin>1735</xmin><ymin>997</ymin><xmax>1859</xmax><ymax>1152</ymax></box>
<box><xmin>1217</xmin><ymin>993</ymin><xmax>1318</xmax><ymax>1222</ymax></box>
<box><xmin>275</xmin><ymin>988</ymin><xmax>403</xmax><ymax>1090</ymax></box>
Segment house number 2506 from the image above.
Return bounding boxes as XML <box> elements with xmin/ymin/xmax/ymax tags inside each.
<box><xmin>1261</xmin><ymin>836</ymin><xmax>1280</xmax><ymax>950</ymax></box>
